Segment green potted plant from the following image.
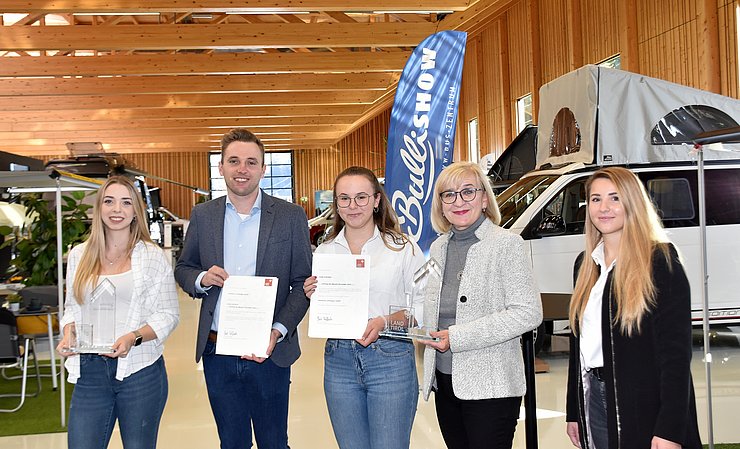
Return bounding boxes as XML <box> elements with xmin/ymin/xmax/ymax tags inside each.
<box><xmin>0</xmin><ymin>191</ymin><xmax>92</xmax><ymax>286</ymax></box>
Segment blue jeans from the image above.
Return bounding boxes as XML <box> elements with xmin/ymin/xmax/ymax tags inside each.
<box><xmin>202</xmin><ymin>339</ymin><xmax>291</xmax><ymax>449</ymax></box>
<box><xmin>324</xmin><ymin>338</ymin><xmax>418</xmax><ymax>449</ymax></box>
<box><xmin>68</xmin><ymin>355</ymin><xmax>168</xmax><ymax>449</ymax></box>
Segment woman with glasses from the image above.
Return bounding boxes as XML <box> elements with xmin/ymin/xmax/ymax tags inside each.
<box><xmin>566</xmin><ymin>167</ymin><xmax>701</xmax><ymax>449</ymax></box>
<box><xmin>419</xmin><ymin>161</ymin><xmax>542</xmax><ymax>449</ymax></box>
<box><xmin>303</xmin><ymin>166</ymin><xmax>425</xmax><ymax>449</ymax></box>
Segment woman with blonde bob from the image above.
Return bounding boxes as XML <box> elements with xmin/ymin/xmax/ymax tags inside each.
<box><xmin>57</xmin><ymin>176</ymin><xmax>179</xmax><ymax>449</ymax></box>
<box><xmin>565</xmin><ymin>167</ymin><xmax>701</xmax><ymax>449</ymax></box>
<box><xmin>420</xmin><ymin>161</ymin><xmax>542</xmax><ymax>449</ymax></box>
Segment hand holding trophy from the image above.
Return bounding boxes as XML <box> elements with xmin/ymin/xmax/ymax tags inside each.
<box><xmin>379</xmin><ymin>258</ymin><xmax>441</xmax><ymax>341</ymax></box>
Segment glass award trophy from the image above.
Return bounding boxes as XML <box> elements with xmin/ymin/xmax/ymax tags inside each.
<box><xmin>379</xmin><ymin>258</ymin><xmax>442</xmax><ymax>341</ymax></box>
<box><xmin>70</xmin><ymin>278</ymin><xmax>116</xmax><ymax>354</ymax></box>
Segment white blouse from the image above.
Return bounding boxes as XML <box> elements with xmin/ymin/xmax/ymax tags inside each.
<box><xmin>580</xmin><ymin>241</ymin><xmax>616</xmax><ymax>370</ymax></box>
<box><xmin>315</xmin><ymin>226</ymin><xmax>426</xmax><ymax>326</ymax></box>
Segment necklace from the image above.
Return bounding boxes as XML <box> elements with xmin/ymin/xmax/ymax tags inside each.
<box><xmin>104</xmin><ymin>249</ymin><xmax>125</xmax><ymax>265</ymax></box>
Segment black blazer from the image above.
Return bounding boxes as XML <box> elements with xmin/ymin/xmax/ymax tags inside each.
<box><xmin>174</xmin><ymin>192</ymin><xmax>312</xmax><ymax>367</ymax></box>
<box><xmin>566</xmin><ymin>244</ymin><xmax>701</xmax><ymax>449</ymax></box>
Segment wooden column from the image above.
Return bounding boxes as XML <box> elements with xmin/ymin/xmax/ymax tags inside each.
<box><xmin>527</xmin><ymin>0</ymin><xmax>542</xmax><ymax>124</ymax></box>
<box><xmin>617</xmin><ymin>0</ymin><xmax>639</xmax><ymax>72</ymax></box>
<box><xmin>698</xmin><ymin>0</ymin><xmax>721</xmax><ymax>93</ymax></box>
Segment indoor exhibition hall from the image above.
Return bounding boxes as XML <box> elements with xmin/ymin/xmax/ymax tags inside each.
<box><xmin>1</xmin><ymin>1</ymin><xmax>740</xmax><ymax>449</ymax></box>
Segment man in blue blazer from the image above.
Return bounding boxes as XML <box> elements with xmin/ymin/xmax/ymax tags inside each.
<box><xmin>175</xmin><ymin>128</ymin><xmax>312</xmax><ymax>449</ymax></box>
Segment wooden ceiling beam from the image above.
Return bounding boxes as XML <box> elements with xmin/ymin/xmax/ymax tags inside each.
<box><xmin>0</xmin><ymin>105</ymin><xmax>367</xmax><ymax>122</ymax></box>
<box><xmin>0</xmin><ymin>23</ymin><xmax>435</xmax><ymax>51</ymax></box>
<box><xmin>0</xmin><ymin>51</ymin><xmax>412</xmax><ymax>76</ymax></box>
<box><xmin>0</xmin><ymin>73</ymin><xmax>398</xmax><ymax>96</ymax></box>
<box><xmin>0</xmin><ymin>131</ymin><xmax>343</xmax><ymax>147</ymax></box>
<box><xmin>0</xmin><ymin>91</ymin><xmax>381</xmax><ymax>111</ymax></box>
<box><xmin>6</xmin><ymin>139</ymin><xmax>338</xmax><ymax>155</ymax></box>
<box><xmin>0</xmin><ymin>126</ymin><xmax>346</xmax><ymax>141</ymax></box>
<box><xmin>7</xmin><ymin>117</ymin><xmax>356</xmax><ymax>132</ymax></box>
<box><xmin>0</xmin><ymin>1</ymin><xmax>469</xmax><ymax>13</ymax></box>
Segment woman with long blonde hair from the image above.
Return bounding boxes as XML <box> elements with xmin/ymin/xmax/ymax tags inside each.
<box><xmin>565</xmin><ymin>167</ymin><xmax>700</xmax><ymax>449</ymax></box>
<box><xmin>57</xmin><ymin>176</ymin><xmax>179</xmax><ymax>449</ymax></box>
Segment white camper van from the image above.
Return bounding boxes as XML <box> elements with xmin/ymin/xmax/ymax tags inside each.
<box><xmin>496</xmin><ymin>66</ymin><xmax>740</xmax><ymax>346</ymax></box>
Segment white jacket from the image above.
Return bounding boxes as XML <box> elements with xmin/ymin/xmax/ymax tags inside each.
<box><xmin>422</xmin><ymin>219</ymin><xmax>542</xmax><ymax>400</ymax></box>
<box><xmin>61</xmin><ymin>240</ymin><xmax>179</xmax><ymax>382</ymax></box>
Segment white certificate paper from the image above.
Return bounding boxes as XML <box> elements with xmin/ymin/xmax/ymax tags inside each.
<box><xmin>216</xmin><ymin>276</ymin><xmax>278</xmax><ymax>358</ymax></box>
<box><xmin>308</xmin><ymin>253</ymin><xmax>370</xmax><ymax>339</ymax></box>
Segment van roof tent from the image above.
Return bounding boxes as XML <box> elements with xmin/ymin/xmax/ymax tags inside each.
<box><xmin>536</xmin><ymin>65</ymin><xmax>740</xmax><ymax>169</ymax></box>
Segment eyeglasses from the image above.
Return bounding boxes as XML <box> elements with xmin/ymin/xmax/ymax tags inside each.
<box><xmin>336</xmin><ymin>192</ymin><xmax>376</xmax><ymax>208</ymax></box>
<box><xmin>439</xmin><ymin>188</ymin><xmax>484</xmax><ymax>204</ymax></box>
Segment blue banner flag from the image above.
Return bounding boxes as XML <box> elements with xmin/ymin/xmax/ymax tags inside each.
<box><xmin>385</xmin><ymin>30</ymin><xmax>467</xmax><ymax>252</ymax></box>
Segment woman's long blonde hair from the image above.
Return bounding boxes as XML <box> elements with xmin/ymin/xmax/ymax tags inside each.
<box><xmin>73</xmin><ymin>176</ymin><xmax>153</xmax><ymax>303</ymax></box>
<box><xmin>569</xmin><ymin>167</ymin><xmax>670</xmax><ymax>336</ymax></box>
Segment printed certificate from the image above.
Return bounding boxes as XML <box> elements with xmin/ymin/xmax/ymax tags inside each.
<box><xmin>308</xmin><ymin>253</ymin><xmax>370</xmax><ymax>339</ymax></box>
<box><xmin>216</xmin><ymin>276</ymin><xmax>278</xmax><ymax>358</ymax></box>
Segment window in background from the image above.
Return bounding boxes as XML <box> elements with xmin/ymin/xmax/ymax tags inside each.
<box><xmin>516</xmin><ymin>94</ymin><xmax>533</xmax><ymax>134</ymax></box>
<box><xmin>598</xmin><ymin>54</ymin><xmax>621</xmax><ymax>69</ymax></box>
<box><xmin>468</xmin><ymin>118</ymin><xmax>479</xmax><ymax>163</ymax></box>
<box><xmin>209</xmin><ymin>151</ymin><xmax>294</xmax><ymax>202</ymax></box>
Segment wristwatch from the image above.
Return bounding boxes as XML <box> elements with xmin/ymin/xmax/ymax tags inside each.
<box><xmin>133</xmin><ymin>330</ymin><xmax>143</xmax><ymax>347</ymax></box>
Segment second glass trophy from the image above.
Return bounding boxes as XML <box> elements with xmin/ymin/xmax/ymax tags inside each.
<box><xmin>379</xmin><ymin>259</ymin><xmax>442</xmax><ymax>341</ymax></box>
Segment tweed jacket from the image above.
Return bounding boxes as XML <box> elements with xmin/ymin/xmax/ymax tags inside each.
<box><xmin>422</xmin><ymin>219</ymin><xmax>542</xmax><ymax>401</ymax></box>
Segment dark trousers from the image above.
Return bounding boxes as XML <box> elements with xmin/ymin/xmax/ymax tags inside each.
<box><xmin>202</xmin><ymin>340</ymin><xmax>291</xmax><ymax>449</ymax></box>
<box><xmin>433</xmin><ymin>370</ymin><xmax>521</xmax><ymax>449</ymax></box>
<box><xmin>587</xmin><ymin>371</ymin><xmax>609</xmax><ymax>449</ymax></box>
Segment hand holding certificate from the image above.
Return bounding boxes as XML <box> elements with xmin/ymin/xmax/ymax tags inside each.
<box><xmin>216</xmin><ymin>275</ymin><xmax>279</xmax><ymax>358</ymax></box>
<box><xmin>308</xmin><ymin>254</ymin><xmax>370</xmax><ymax>339</ymax></box>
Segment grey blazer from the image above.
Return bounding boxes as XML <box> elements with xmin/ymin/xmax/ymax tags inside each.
<box><xmin>422</xmin><ymin>219</ymin><xmax>542</xmax><ymax>400</ymax></box>
<box><xmin>174</xmin><ymin>192</ymin><xmax>312</xmax><ymax>367</ymax></box>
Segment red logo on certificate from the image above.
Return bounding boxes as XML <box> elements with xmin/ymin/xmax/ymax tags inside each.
<box><xmin>356</xmin><ymin>259</ymin><xmax>365</xmax><ymax>268</ymax></box>
<box><xmin>264</xmin><ymin>279</ymin><xmax>273</xmax><ymax>287</ymax></box>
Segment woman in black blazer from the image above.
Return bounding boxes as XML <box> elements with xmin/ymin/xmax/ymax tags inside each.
<box><xmin>565</xmin><ymin>167</ymin><xmax>701</xmax><ymax>449</ymax></box>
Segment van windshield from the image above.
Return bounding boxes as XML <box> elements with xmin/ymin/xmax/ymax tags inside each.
<box><xmin>496</xmin><ymin>174</ymin><xmax>560</xmax><ymax>228</ymax></box>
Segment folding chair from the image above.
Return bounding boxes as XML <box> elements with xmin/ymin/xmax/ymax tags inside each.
<box><xmin>0</xmin><ymin>308</ymin><xmax>42</xmax><ymax>413</ymax></box>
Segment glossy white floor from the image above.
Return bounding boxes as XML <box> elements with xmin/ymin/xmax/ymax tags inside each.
<box><xmin>2</xmin><ymin>291</ymin><xmax>739</xmax><ymax>449</ymax></box>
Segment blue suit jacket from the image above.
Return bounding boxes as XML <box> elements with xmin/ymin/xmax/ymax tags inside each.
<box><xmin>174</xmin><ymin>191</ymin><xmax>312</xmax><ymax>367</ymax></box>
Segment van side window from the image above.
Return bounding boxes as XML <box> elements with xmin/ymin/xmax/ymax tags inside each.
<box><xmin>646</xmin><ymin>178</ymin><xmax>695</xmax><ymax>221</ymax></box>
<box><xmin>527</xmin><ymin>178</ymin><xmax>588</xmax><ymax>237</ymax></box>
<box><xmin>704</xmin><ymin>168</ymin><xmax>740</xmax><ymax>225</ymax></box>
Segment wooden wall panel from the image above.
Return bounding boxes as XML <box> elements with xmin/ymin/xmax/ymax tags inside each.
<box><xmin>538</xmin><ymin>0</ymin><xmax>572</xmax><ymax>84</ymax></box>
<box><xmin>719</xmin><ymin>0</ymin><xmax>739</xmax><ymax>97</ymax></box>
<box><xmin>507</xmin><ymin>1</ymin><xmax>533</xmax><ymax>100</ymax></box>
<box><xmin>480</xmin><ymin>23</ymin><xmax>507</xmax><ymax>158</ymax></box>
<box><xmin>123</xmin><ymin>151</ymin><xmax>210</xmax><ymax>220</ymax></box>
<box><xmin>580</xmin><ymin>0</ymin><xmax>619</xmax><ymax>64</ymax></box>
<box><xmin>294</xmin><ymin>109</ymin><xmax>389</xmax><ymax>218</ymax></box>
<box><xmin>636</xmin><ymin>0</ymin><xmax>701</xmax><ymax>88</ymax></box>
